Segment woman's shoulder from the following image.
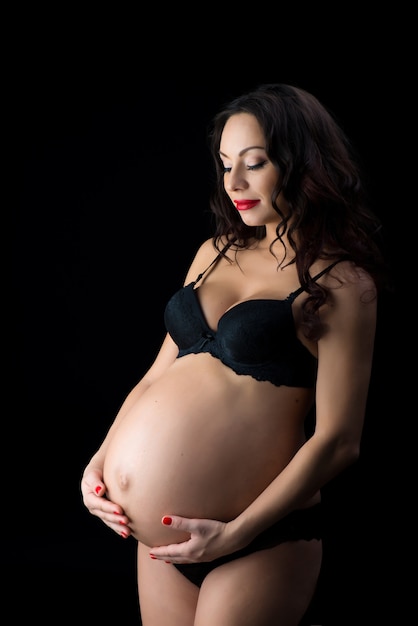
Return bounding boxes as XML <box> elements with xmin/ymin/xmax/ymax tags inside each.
<box><xmin>317</xmin><ymin>259</ymin><xmax>377</xmax><ymax>307</ymax></box>
<box><xmin>182</xmin><ymin>238</ymin><xmax>220</xmax><ymax>285</ymax></box>
<box><xmin>193</xmin><ymin>236</ymin><xmax>235</xmax><ymax>261</ymax></box>
<box><xmin>192</xmin><ymin>237</ymin><xmax>219</xmax><ymax>262</ymax></box>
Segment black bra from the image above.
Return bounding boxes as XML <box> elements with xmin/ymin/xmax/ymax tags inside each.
<box><xmin>164</xmin><ymin>246</ymin><xmax>342</xmax><ymax>387</ymax></box>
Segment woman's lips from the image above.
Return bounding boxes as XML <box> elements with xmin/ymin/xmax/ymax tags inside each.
<box><xmin>233</xmin><ymin>200</ymin><xmax>260</xmax><ymax>211</ymax></box>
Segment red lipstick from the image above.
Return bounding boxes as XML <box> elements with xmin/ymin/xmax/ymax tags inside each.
<box><xmin>233</xmin><ymin>200</ymin><xmax>260</xmax><ymax>211</ymax></box>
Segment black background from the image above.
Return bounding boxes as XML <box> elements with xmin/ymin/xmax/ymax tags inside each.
<box><xmin>8</xmin><ymin>41</ymin><xmax>403</xmax><ymax>624</ymax></box>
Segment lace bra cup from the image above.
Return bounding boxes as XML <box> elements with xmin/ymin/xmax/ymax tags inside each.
<box><xmin>164</xmin><ymin>245</ymin><xmax>343</xmax><ymax>388</ymax></box>
<box><xmin>164</xmin><ymin>282</ymin><xmax>318</xmax><ymax>388</ymax></box>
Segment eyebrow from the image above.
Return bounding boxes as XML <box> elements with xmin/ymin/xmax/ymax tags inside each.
<box><xmin>219</xmin><ymin>145</ymin><xmax>266</xmax><ymax>158</ymax></box>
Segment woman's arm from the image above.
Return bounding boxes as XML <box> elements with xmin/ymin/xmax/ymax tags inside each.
<box><xmin>80</xmin><ymin>237</ymin><xmax>217</xmax><ymax>535</ymax></box>
<box><xmin>236</xmin><ymin>267</ymin><xmax>378</xmax><ymax>536</ymax></box>
<box><xmin>80</xmin><ymin>332</ymin><xmax>180</xmax><ymax>535</ymax></box>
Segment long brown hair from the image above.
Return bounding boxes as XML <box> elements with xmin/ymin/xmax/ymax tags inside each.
<box><xmin>208</xmin><ymin>83</ymin><xmax>391</xmax><ymax>339</ymax></box>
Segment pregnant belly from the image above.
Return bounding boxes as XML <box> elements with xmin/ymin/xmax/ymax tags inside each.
<box><xmin>102</xmin><ymin>358</ymin><xmax>310</xmax><ymax>548</ymax></box>
<box><xmin>103</xmin><ymin>402</ymin><xmax>249</xmax><ymax>547</ymax></box>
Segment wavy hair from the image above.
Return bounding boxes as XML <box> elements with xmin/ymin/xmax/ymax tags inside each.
<box><xmin>208</xmin><ymin>83</ymin><xmax>391</xmax><ymax>339</ymax></box>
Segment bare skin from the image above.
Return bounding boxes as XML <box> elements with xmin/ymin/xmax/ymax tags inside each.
<box><xmin>104</xmin><ymin>356</ymin><xmax>315</xmax><ymax>545</ymax></box>
<box><xmin>137</xmin><ymin>539</ymin><xmax>322</xmax><ymax>626</ymax></box>
<box><xmin>81</xmin><ymin>113</ymin><xmax>377</xmax><ymax>625</ymax></box>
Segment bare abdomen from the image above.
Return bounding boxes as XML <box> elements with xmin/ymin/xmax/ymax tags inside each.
<box><xmin>103</xmin><ymin>356</ymin><xmax>312</xmax><ymax>547</ymax></box>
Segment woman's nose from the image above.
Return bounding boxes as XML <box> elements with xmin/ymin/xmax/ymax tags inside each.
<box><xmin>225</xmin><ymin>169</ymin><xmax>248</xmax><ymax>192</ymax></box>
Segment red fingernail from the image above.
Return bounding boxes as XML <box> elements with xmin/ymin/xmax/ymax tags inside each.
<box><xmin>119</xmin><ymin>519</ymin><xmax>127</xmax><ymax>525</ymax></box>
<box><xmin>121</xmin><ymin>531</ymin><xmax>128</xmax><ymax>538</ymax></box>
<box><xmin>95</xmin><ymin>486</ymin><xmax>101</xmax><ymax>494</ymax></box>
<box><xmin>150</xmin><ymin>555</ymin><xmax>157</xmax><ymax>559</ymax></box>
<box><xmin>162</xmin><ymin>516</ymin><xmax>172</xmax><ymax>526</ymax></box>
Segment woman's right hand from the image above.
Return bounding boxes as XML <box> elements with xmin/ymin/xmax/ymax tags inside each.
<box><xmin>81</xmin><ymin>466</ymin><xmax>132</xmax><ymax>538</ymax></box>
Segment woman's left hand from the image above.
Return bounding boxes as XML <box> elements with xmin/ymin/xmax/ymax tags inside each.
<box><xmin>149</xmin><ymin>515</ymin><xmax>233</xmax><ymax>564</ymax></box>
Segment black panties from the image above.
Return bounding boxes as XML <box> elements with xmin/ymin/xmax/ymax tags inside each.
<box><xmin>174</xmin><ymin>503</ymin><xmax>322</xmax><ymax>588</ymax></box>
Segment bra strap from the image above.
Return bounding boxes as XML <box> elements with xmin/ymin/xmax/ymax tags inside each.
<box><xmin>194</xmin><ymin>240</ymin><xmax>234</xmax><ymax>285</ymax></box>
<box><xmin>287</xmin><ymin>259</ymin><xmax>345</xmax><ymax>302</ymax></box>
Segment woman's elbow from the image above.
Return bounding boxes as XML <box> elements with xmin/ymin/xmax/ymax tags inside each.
<box><xmin>315</xmin><ymin>430</ymin><xmax>362</xmax><ymax>473</ymax></box>
<box><xmin>331</xmin><ymin>434</ymin><xmax>362</xmax><ymax>471</ymax></box>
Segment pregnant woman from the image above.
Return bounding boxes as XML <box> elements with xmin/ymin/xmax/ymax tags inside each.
<box><xmin>81</xmin><ymin>83</ymin><xmax>389</xmax><ymax>625</ymax></box>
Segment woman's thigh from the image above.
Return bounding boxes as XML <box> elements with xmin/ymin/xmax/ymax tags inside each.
<box><xmin>195</xmin><ymin>540</ymin><xmax>322</xmax><ymax>626</ymax></box>
<box><xmin>137</xmin><ymin>542</ymin><xmax>199</xmax><ymax>626</ymax></box>
<box><xmin>137</xmin><ymin>539</ymin><xmax>322</xmax><ymax>626</ymax></box>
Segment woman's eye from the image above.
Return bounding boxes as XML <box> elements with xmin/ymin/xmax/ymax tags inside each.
<box><xmin>247</xmin><ymin>160</ymin><xmax>267</xmax><ymax>171</ymax></box>
<box><xmin>222</xmin><ymin>160</ymin><xmax>267</xmax><ymax>174</ymax></box>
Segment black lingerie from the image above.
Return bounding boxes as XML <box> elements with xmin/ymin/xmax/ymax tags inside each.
<box><xmin>173</xmin><ymin>503</ymin><xmax>322</xmax><ymax>587</ymax></box>
<box><xmin>164</xmin><ymin>244</ymin><xmax>342</xmax><ymax>387</ymax></box>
